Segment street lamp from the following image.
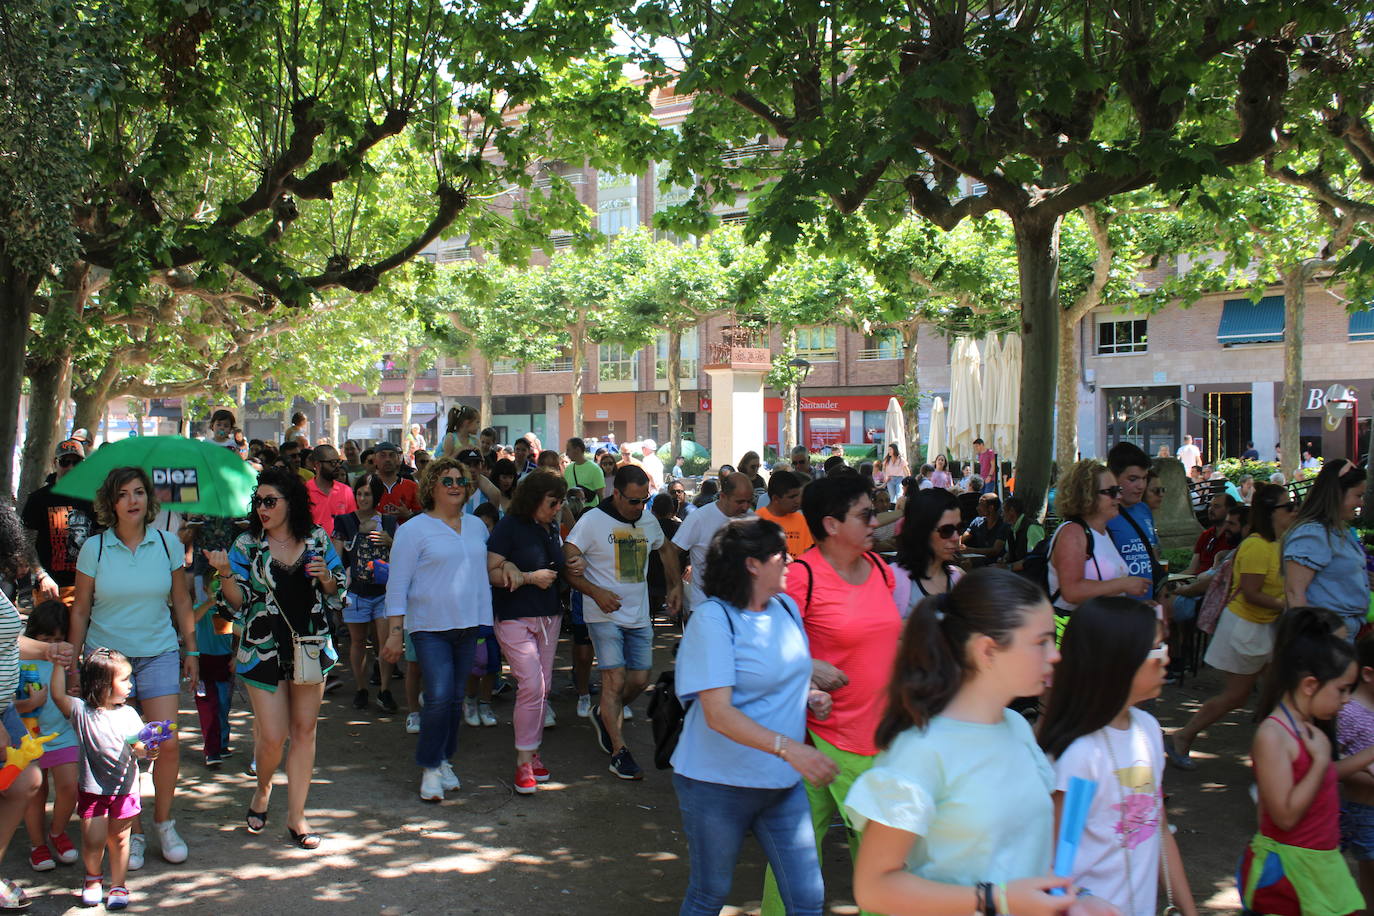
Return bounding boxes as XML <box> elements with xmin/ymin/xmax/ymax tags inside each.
<box><xmin>787</xmin><ymin>356</ymin><xmax>813</xmax><ymax>451</ymax></box>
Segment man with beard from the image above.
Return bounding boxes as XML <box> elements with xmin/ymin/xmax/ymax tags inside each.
<box><xmin>306</xmin><ymin>445</ymin><xmax>357</xmax><ymax>530</ymax></box>
<box><xmin>21</xmin><ymin>440</ymin><xmax>92</xmax><ymax>604</ymax></box>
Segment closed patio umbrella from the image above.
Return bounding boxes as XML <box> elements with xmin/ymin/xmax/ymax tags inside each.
<box><xmin>882</xmin><ymin>396</ymin><xmax>908</xmax><ymax>465</ymax></box>
<box><xmin>926</xmin><ymin>396</ymin><xmax>947</xmax><ymax>465</ymax></box>
<box><xmin>947</xmin><ymin>337</ymin><xmax>983</xmax><ymax>461</ymax></box>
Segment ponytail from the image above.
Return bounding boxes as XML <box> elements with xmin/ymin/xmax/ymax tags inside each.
<box><xmin>1257</xmin><ymin>606</ymin><xmax>1354</xmax><ymax>721</ymax></box>
<box><xmin>875</xmin><ymin>568</ymin><xmax>1046</xmax><ymax>749</ymax></box>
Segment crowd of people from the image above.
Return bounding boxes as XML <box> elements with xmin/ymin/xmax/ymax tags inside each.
<box><xmin>0</xmin><ymin>405</ymin><xmax>1370</xmax><ymax>915</ymax></box>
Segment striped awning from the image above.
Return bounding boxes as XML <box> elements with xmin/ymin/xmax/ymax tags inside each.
<box><xmin>1217</xmin><ymin>295</ymin><xmax>1284</xmax><ymax>345</ymax></box>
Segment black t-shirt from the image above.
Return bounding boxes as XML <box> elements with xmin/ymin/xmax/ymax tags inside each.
<box><xmin>20</xmin><ymin>484</ymin><xmax>97</xmax><ymax>587</ymax></box>
<box><xmin>965</xmin><ymin>517</ymin><xmax>1012</xmax><ymax>552</ymax></box>
<box><xmin>648</xmin><ymin>515</ymin><xmax>682</xmax><ymax>592</ymax></box>
<box><xmin>332</xmin><ymin>512</ymin><xmax>398</xmax><ymax>598</ymax></box>
<box><xmin>487</xmin><ymin>514</ymin><xmax>564</xmax><ymax>621</ymax></box>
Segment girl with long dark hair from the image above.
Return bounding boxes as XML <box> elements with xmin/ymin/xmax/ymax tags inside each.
<box><xmin>846</xmin><ymin>569</ymin><xmax>1077</xmax><ymax>915</ymax></box>
<box><xmin>1038</xmin><ymin>598</ymin><xmax>1196</xmax><ymax>916</ymax></box>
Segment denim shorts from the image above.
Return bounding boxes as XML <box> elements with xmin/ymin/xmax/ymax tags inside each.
<box><xmin>1</xmin><ymin>705</ymin><xmax>24</xmax><ymax>745</ymax></box>
<box><xmin>587</xmin><ymin>622</ymin><xmax>652</xmax><ymax>671</ymax></box>
<box><xmin>404</xmin><ymin>630</ymin><xmax>417</xmax><ymax>664</ymax></box>
<box><xmin>127</xmin><ymin>649</ymin><xmax>181</xmax><ymax>700</ymax></box>
<box><xmin>1343</xmin><ymin>800</ymin><xmax>1374</xmax><ymax>860</ymax></box>
<box><xmin>344</xmin><ymin>592</ymin><xmax>387</xmax><ymax>624</ymax></box>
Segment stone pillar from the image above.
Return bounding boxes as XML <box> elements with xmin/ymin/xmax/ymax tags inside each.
<box><xmin>702</xmin><ymin>329</ymin><xmax>770</xmax><ymax>473</ymax></box>
<box><xmin>1152</xmin><ymin>456</ymin><xmax>1202</xmax><ymax>551</ymax></box>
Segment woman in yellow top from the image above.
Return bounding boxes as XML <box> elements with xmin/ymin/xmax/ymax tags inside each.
<box><xmin>1168</xmin><ymin>483</ymin><xmax>1296</xmax><ymax>769</ymax></box>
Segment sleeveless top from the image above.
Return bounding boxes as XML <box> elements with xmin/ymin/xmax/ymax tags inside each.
<box><xmin>1261</xmin><ymin>708</ymin><xmax>1340</xmax><ymax>850</ymax></box>
<box><xmin>1046</xmin><ymin>523</ymin><xmax>1131</xmax><ymax>612</ymax></box>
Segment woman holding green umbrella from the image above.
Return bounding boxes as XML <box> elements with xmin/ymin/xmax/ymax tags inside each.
<box><xmin>69</xmin><ymin>467</ymin><xmax>199</xmax><ymax>869</ymax></box>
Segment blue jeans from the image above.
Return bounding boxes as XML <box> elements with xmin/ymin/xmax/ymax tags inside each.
<box><xmin>673</xmin><ymin>774</ymin><xmax>823</xmax><ymax>916</ymax></box>
<box><xmin>410</xmin><ymin>628</ymin><xmax>479</xmax><ymax>769</ymax></box>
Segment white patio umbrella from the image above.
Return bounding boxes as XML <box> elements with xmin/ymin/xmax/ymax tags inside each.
<box><xmin>947</xmin><ymin>336</ymin><xmax>983</xmax><ymax>460</ymax></box>
<box><xmin>979</xmin><ymin>332</ymin><xmax>1004</xmax><ymax>452</ymax></box>
<box><xmin>882</xmin><ymin>396</ymin><xmax>908</xmax><ymax>464</ymax></box>
<box><xmin>926</xmin><ymin>396</ymin><xmax>947</xmax><ymax>465</ymax></box>
<box><xmin>995</xmin><ymin>334</ymin><xmax>1022</xmax><ymax>460</ymax></box>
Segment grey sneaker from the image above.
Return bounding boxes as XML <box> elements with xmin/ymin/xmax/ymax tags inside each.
<box><xmin>128</xmin><ymin>832</ymin><xmax>146</xmax><ymax>871</ymax></box>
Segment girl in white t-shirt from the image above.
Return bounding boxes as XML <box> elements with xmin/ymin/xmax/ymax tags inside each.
<box><xmin>1038</xmin><ymin>597</ymin><xmax>1196</xmax><ymax>916</ymax></box>
<box><xmin>846</xmin><ymin>569</ymin><xmax>1108</xmax><ymax>916</ymax></box>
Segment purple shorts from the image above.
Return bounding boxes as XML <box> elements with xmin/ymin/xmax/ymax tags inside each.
<box><xmin>77</xmin><ymin>791</ymin><xmax>140</xmax><ymax>821</ymax></box>
<box><xmin>38</xmin><ymin>746</ymin><xmax>78</xmax><ymax>770</ymax></box>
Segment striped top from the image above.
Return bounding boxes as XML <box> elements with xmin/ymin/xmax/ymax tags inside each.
<box><xmin>0</xmin><ymin>593</ymin><xmax>24</xmax><ymax>713</ymax></box>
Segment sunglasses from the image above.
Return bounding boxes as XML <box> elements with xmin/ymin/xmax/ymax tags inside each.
<box><xmin>58</xmin><ymin>455</ymin><xmax>83</xmax><ymax>468</ymax></box>
<box><xmin>438</xmin><ymin>476</ymin><xmax>471</xmax><ymax>489</ymax></box>
<box><xmin>1274</xmin><ymin>502</ymin><xmax>1296</xmax><ymax>512</ymax></box>
<box><xmin>934</xmin><ymin>523</ymin><xmax>959</xmax><ymax>539</ymax></box>
<box><xmin>623</xmin><ymin>496</ymin><xmax>648</xmax><ymax>506</ymax></box>
<box><xmin>251</xmin><ymin>495</ymin><xmax>282</xmax><ymax>509</ymax></box>
<box><xmin>848</xmin><ymin>508</ymin><xmax>877</xmax><ymax>523</ymax></box>
<box><xmin>1098</xmin><ymin>486</ymin><xmax>1124</xmax><ymax>498</ymax></box>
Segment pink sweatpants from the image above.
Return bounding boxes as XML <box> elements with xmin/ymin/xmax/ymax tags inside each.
<box><xmin>494</xmin><ymin>615</ymin><xmax>561</xmax><ymax>751</ymax></box>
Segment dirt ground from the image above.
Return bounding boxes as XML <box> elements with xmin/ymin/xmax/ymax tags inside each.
<box><xmin>1</xmin><ymin>621</ymin><xmax>1265</xmax><ymax>915</ymax></box>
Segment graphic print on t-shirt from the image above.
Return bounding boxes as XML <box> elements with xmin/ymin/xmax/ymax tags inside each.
<box><xmin>610</xmin><ymin>528</ymin><xmax>650</xmax><ymax>583</ymax></box>
<box><xmin>1110</xmin><ymin>761</ymin><xmax>1159</xmax><ymax>850</ymax></box>
<box><xmin>47</xmin><ymin>505</ymin><xmax>93</xmax><ymax>575</ymax></box>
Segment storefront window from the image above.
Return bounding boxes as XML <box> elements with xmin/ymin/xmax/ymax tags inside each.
<box><xmin>862</xmin><ymin>410</ymin><xmax>886</xmax><ymax>443</ymax></box>
<box><xmin>806</xmin><ymin>416</ymin><xmax>846</xmax><ymax>448</ymax></box>
<box><xmin>1105</xmin><ymin>387</ymin><xmax>1177</xmax><ymax>458</ymax></box>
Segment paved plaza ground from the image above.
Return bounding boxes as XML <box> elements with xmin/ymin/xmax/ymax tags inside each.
<box><xmin>2</xmin><ymin>622</ymin><xmax>1265</xmax><ymax>914</ymax></box>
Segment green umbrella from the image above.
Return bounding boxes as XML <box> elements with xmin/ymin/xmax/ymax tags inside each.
<box><xmin>53</xmin><ymin>436</ymin><xmax>257</xmax><ymax>517</ymax></box>
<box><xmin>657</xmin><ymin>440</ymin><xmax>710</xmax><ymax>462</ymax></box>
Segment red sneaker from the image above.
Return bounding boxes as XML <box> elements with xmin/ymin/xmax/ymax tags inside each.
<box><xmin>29</xmin><ymin>844</ymin><xmax>54</xmax><ymax>872</ymax></box>
<box><xmin>48</xmin><ymin>830</ymin><xmax>78</xmax><ymax>864</ymax></box>
<box><xmin>514</xmin><ymin>762</ymin><xmax>538</xmax><ymax>795</ymax></box>
<box><xmin>530</xmin><ymin>754</ymin><xmax>550</xmax><ymax>783</ymax></box>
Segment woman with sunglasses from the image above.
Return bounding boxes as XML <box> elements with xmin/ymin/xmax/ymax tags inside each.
<box><xmin>1283</xmin><ymin>459</ymin><xmax>1371</xmax><ymax>640</ymax></box>
<box><xmin>487</xmin><ymin>471</ymin><xmax>571</xmax><ymax>794</ymax></box>
<box><xmin>1168</xmin><ymin>482</ymin><xmax>1297</xmax><ymax>769</ymax></box>
<box><xmin>206</xmin><ymin>468</ymin><xmax>344</xmax><ymax>848</ymax></box>
<box><xmin>1046</xmin><ymin>461</ymin><xmax>1151</xmax><ymax>630</ymax></box>
<box><xmin>380</xmin><ymin>457</ymin><xmax>492</xmax><ymax>802</ymax></box>
<box><xmin>891</xmin><ymin>489</ymin><xmax>964</xmax><ymax>618</ymax></box>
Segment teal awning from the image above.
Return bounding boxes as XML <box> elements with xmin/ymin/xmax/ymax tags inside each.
<box><xmin>1351</xmin><ymin>307</ymin><xmax>1374</xmax><ymax>341</ymax></box>
<box><xmin>1217</xmin><ymin>295</ymin><xmax>1284</xmax><ymax>345</ymax></box>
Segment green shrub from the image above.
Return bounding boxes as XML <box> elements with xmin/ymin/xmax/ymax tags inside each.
<box><xmin>1215</xmin><ymin>457</ymin><xmax>1279</xmax><ymax>487</ymax></box>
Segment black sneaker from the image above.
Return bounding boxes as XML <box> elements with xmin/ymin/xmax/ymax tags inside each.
<box><xmin>352</xmin><ymin>688</ymin><xmax>369</xmax><ymax>710</ymax></box>
<box><xmin>589</xmin><ymin>705</ymin><xmax>613</xmax><ymax>755</ymax></box>
<box><xmin>609</xmin><ymin>747</ymin><xmax>643</xmax><ymax>780</ymax></box>
<box><xmin>204</xmin><ymin>754</ymin><xmax>223</xmax><ymax>768</ymax></box>
<box><xmin>376</xmin><ymin>689</ymin><xmax>398</xmax><ymax>713</ymax></box>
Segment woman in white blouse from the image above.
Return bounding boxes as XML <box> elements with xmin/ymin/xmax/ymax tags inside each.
<box><xmin>382</xmin><ymin>457</ymin><xmax>492</xmax><ymax>802</ymax></box>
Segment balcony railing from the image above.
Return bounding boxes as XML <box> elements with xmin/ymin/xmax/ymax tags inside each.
<box><xmin>493</xmin><ymin>360</ymin><xmax>521</xmax><ymax>374</ymax></box>
<box><xmin>441</xmin><ymin>366</ymin><xmax>474</xmax><ymax>377</ymax></box>
<box><xmin>856</xmin><ymin>348</ymin><xmax>900</xmax><ymax>361</ymax></box>
<box><xmin>706</xmin><ymin>326</ymin><xmax>771</xmax><ymax>370</ymax></box>
<box><xmin>720</xmin><ymin>142</ymin><xmax>772</xmax><ymax>164</ymax></box>
<box><xmin>795</xmin><ymin>349</ymin><xmax>837</xmax><ymax>362</ymax></box>
<box><xmin>534</xmin><ymin>357</ymin><xmax>574</xmax><ymax>373</ymax></box>
<box><xmin>381</xmin><ymin>368</ymin><xmax>438</xmax><ymax>380</ymax></box>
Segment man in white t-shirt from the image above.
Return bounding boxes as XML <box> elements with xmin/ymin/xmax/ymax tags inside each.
<box><xmin>1175</xmin><ymin>434</ymin><xmax>1201</xmax><ymax>473</ymax></box>
<box><xmin>672</xmin><ymin>472</ymin><xmax>754</xmax><ymax>612</ymax></box>
<box><xmin>638</xmin><ymin>439</ymin><xmax>665</xmax><ymax>492</ymax></box>
<box><xmin>565</xmin><ymin>464</ymin><xmax>682</xmax><ymax>780</ymax></box>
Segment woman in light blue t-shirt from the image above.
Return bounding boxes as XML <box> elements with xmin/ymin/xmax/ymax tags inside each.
<box><xmin>672</xmin><ymin>518</ymin><xmax>838</xmax><ymax>916</ymax></box>
<box><xmin>846</xmin><ymin>568</ymin><xmax>1085</xmax><ymax>916</ymax></box>
<box><xmin>69</xmin><ymin>467</ymin><xmax>198</xmax><ymax>868</ymax></box>
<box><xmin>1283</xmin><ymin>460</ymin><xmax>1371</xmax><ymax>639</ymax></box>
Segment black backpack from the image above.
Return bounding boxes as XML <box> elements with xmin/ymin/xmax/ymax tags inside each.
<box><xmin>1019</xmin><ymin>518</ymin><xmax>1093</xmax><ymax>604</ymax></box>
<box><xmin>649</xmin><ymin>610</ymin><xmax>734</xmax><ymax>770</ymax></box>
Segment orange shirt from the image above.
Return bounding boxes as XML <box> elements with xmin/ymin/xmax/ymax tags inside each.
<box><xmin>757</xmin><ymin>505</ymin><xmax>815</xmax><ymax>559</ymax></box>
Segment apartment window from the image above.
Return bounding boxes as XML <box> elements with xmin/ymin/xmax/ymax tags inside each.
<box><xmin>655</xmin><ymin>332</ymin><xmax>700</xmax><ymax>379</ymax></box>
<box><xmin>861</xmin><ymin>330</ymin><xmax>902</xmax><ymax>360</ymax></box>
<box><xmin>598</xmin><ymin>171</ymin><xmax>638</xmax><ymax>236</ymax></box>
<box><xmin>796</xmin><ymin>326</ymin><xmax>838</xmax><ymax>361</ymax></box>
<box><xmin>493</xmin><ymin>358</ymin><xmax>521</xmax><ymax>374</ymax></box>
<box><xmin>1097</xmin><ymin>318</ymin><xmax>1148</xmax><ymax>355</ymax></box>
<box><xmin>598</xmin><ymin>343</ymin><xmax>639</xmax><ymax>382</ymax></box>
<box><xmin>648</xmin><ymin>411</ymin><xmax>696</xmax><ymax>443</ymax></box>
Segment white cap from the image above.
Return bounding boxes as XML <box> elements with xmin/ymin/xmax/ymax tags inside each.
<box><xmin>641</xmin><ymin>438</ymin><xmax>657</xmax><ymax>451</ymax></box>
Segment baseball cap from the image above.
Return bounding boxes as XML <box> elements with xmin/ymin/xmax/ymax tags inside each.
<box><xmin>56</xmin><ymin>440</ymin><xmax>85</xmax><ymax>458</ymax></box>
<box><xmin>71</xmin><ymin>428</ymin><xmax>90</xmax><ymax>442</ymax></box>
<box><xmin>456</xmin><ymin>448</ymin><xmax>483</xmax><ymax>464</ymax></box>
<box><xmin>373</xmin><ymin>441</ymin><xmax>401</xmax><ymax>453</ymax></box>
